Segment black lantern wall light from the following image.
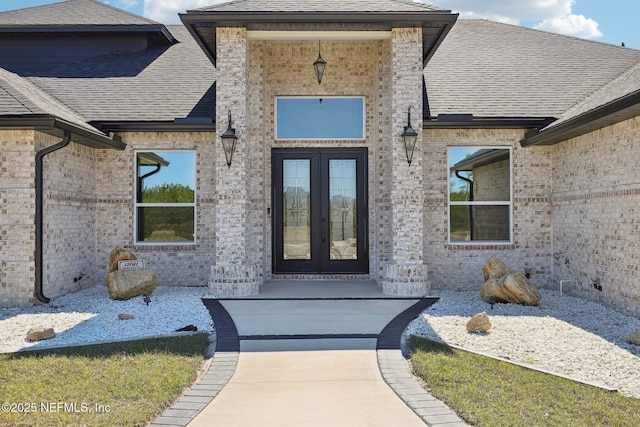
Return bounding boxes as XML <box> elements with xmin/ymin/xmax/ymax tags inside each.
<box><xmin>220</xmin><ymin>110</ymin><xmax>238</xmax><ymax>168</ymax></box>
<box><xmin>313</xmin><ymin>40</ymin><xmax>326</xmax><ymax>84</ymax></box>
<box><xmin>401</xmin><ymin>106</ymin><xmax>418</xmax><ymax>165</ymax></box>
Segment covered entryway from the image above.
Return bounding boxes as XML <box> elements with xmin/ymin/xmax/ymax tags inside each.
<box><xmin>272</xmin><ymin>148</ymin><xmax>368</xmax><ymax>274</ymax></box>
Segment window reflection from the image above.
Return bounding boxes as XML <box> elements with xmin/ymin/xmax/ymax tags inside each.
<box><xmin>135</xmin><ymin>151</ymin><xmax>196</xmax><ymax>243</ymax></box>
<box><xmin>449</xmin><ymin>148</ymin><xmax>511</xmax><ymax>242</ymax></box>
<box><xmin>329</xmin><ymin>160</ymin><xmax>357</xmax><ymax>260</ymax></box>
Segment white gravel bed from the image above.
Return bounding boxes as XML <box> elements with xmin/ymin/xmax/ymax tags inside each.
<box><xmin>405</xmin><ymin>289</ymin><xmax>640</xmax><ymax>399</ymax></box>
<box><xmin>0</xmin><ymin>285</ymin><xmax>214</xmax><ymax>353</ymax></box>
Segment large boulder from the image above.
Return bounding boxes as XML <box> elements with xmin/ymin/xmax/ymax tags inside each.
<box><xmin>106</xmin><ymin>270</ymin><xmax>158</xmax><ymax>301</ymax></box>
<box><xmin>480</xmin><ymin>258</ymin><xmax>542</xmax><ymax>306</ymax></box>
<box><xmin>482</xmin><ymin>257</ymin><xmax>511</xmax><ymax>281</ymax></box>
<box><xmin>109</xmin><ymin>248</ymin><xmax>137</xmax><ymax>273</ymax></box>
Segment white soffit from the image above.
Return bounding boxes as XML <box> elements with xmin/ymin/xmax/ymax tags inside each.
<box><xmin>246</xmin><ymin>31</ymin><xmax>392</xmax><ymax>40</ymax></box>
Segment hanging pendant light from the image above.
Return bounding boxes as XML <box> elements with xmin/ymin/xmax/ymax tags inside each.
<box><xmin>401</xmin><ymin>107</ymin><xmax>418</xmax><ymax>166</ymax></box>
<box><xmin>313</xmin><ymin>40</ymin><xmax>326</xmax><ymax>85</ymax></box>
<box><xmin>220</xmin><ymin>110</ymin><xmax>238</xmax><ymax>168</ymax></box>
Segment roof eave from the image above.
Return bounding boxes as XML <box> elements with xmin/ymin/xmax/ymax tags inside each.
<box><xmin>0</xmin><ymin>115</ymin><xmax>125</xmax><ymax>150</ymax></box>
<box><xmin>521</xmin><ymin>91</ymin><xmax>640</xmax><ymax>147</ymax></box>
<box><xmin>424</xmin><ymin>115</ymin><xmax>555</xmax><ymax>129</ymax></box>
<box><xmin>97</xmin><ymin>121</ymin><xmax>217</xmax><ymax>133</ymax></box>
<box><xmin>179</xmin><ymin>11</ymin><xmax>458</xmax><ymax>67</ymax></box>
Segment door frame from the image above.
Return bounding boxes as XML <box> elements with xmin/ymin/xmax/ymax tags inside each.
<box><xmin>271</xmin><ymin>148</ymin><xmax>369</xmax><ymax>274</ymax></box>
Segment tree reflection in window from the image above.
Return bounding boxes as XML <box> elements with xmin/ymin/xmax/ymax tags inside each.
<box><xmin>283</xmin><ymin>159</ymin><xmax>311</xmax><ymax>260</ymax></box>
<box><xmin>135</xmin><ymin>151</ymin><xmax>196</xmax><ymax>244</ymax></box>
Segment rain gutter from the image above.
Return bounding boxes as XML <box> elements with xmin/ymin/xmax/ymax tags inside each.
<box><xmin>2</xmin><ymin>116</ymin><xmax>126</xmax><ymax>303</ymax></box>
<box><xmin>34</xmin><ymin>131</ymin><xmax>71</xmax><ymax>303</ymax></box>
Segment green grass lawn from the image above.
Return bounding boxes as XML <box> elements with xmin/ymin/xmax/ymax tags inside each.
<box><xmin>0</xmin><ymin>333</ymin><xmax>209</xmax><ymax>427</ymax></box>
<box><xmin>409</xmin><ymin>336</ymin><xmax>640</xmax><ymax>427</ymax></box>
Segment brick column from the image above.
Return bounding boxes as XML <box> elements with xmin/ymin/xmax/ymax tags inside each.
<box><xmin>381</xmin><ymin>28</ymin><xmax>429</xmax><ymax>296</ymax></box>
<box><xmin>209</xmin><ymin>27</ymin><xmax>261</xmax><ymax>296</ymax></box>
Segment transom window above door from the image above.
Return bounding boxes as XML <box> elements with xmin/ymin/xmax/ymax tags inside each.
<box><xmin>275</xmin><ymin>96</ymin><xmax>365</xmax><ymax>140</ymax></box>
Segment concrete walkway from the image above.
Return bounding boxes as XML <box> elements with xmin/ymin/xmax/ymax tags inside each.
<box><xmin>149</xmin><ymin>281</ymin><xmax>470</xmax><ymax>427</ymax></box>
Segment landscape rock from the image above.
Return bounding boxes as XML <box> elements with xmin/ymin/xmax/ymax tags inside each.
<box><xmin>627</xmin><ymin>331</ymin><xmax>640</xmax><ymax>345</ymax></box>
<box><xmin>467</xmin><ymin>312</ymin><xmax>492</xmax><ymax>333</ymax></box>
<box><xmin>26</xmin><ymin>326</ymin><xmax>56</xmax><ymax>342</ymax></box>
<box><xmin>109</xmin><ymin>248</ymin><xmax>137</xmax><ymax>273</ymax></box>
<box><xmin>482</xmin><ymin>257</ymin><xmax>511</xmax><ymax>281</ymax></box>
<box><xmin>106</xmin><ymin>270</ymin><xmax>158</xmax><ymax>301</ymax></box>
<box><xmin>118</xmin><ymin>313</ymin><xmax>134</xmax><ymax>320</ymax></box>
<box><xmin>480</xmin><ymin>258</ymin><xmax>542</xmax><ymax>306</ymax></box>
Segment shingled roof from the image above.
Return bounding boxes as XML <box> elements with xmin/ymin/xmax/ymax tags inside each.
<box><xmin>522</xmin><ymin>60</ymin><xmax>640</xmax><ymax>146</ymax></box>
<box><xmin>0</xmin><ymin>0</ymin><xmax>156</xmax><ymax>27</ymax></box>
<box><xmin>424</xmin><ymin>20</ymin><xmax>640</xmax><ymax>120</ymax></box>
<box><xmin>27</xmin><ymin>25</ymin><xmax>216</xmax><ymax>125</ymax></box>
<box><xmin>193</xmin><ymin>0</ymin><xmax>447</xmax><ymax>13</ymax></box>
<box><xmin>0</xmin><ymin>0</ymin><xmax>175</xmax><ymax>43</ymax></box>
<box><xmin>0</xmin><ymin>67</ymin><xmax>123</xmax><ymax>148</ymax></box>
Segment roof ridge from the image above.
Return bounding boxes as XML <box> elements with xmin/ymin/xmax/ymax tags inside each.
<box><xmin>388</xmin><ymin>0</ymin><xmax>448</xmax><ymax>12</ymax></box>
<box><xmin>0</xmin><ymin>0</ymin><xmax>162</xmax><ymax>27</ymax></box>
<box><xmin>549</xmin><ymin>58</ymin><xmax>640</xmax><ymax>127</ymax></box>
<box><xmin>192</xmin><ymin>0</ymin><xmax>449</xmax><ymax>13</ymax></box>
<box><xmin>0</xmin><ymin>80</ymin><xmax>34</xmax><ymax>113</ymax></box>
<box><xmin>0</xmin><ymin>67</ymin><xmax>102</xmax><ymax>134</ymax></box>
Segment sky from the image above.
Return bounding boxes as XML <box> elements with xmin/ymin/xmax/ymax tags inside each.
<box><xmin>0</xmin><ymin>0</ymin><xmax>638</xmax><ymax>49</ymax></box>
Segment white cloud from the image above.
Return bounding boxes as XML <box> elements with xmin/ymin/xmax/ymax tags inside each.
<box><xmin>534</xmin><ymin>14</ymin><xmax>602</xmax><ymax>39</ymax></box>
<box><xmin>143</xmin><ymin>0</ymin><xmax>604</xmax><ymax>41</ymax></box>
<box><xmin>143</xmin><ymin>0</ymin><xmax>222</xmax><ymax>24</ymax></box>
<box><xmin>424</xmin><ymin>0</ymin><xmax>603</xmax><ymax>40</ymax></box>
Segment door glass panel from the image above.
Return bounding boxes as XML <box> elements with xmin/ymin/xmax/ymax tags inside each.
<box><xmin>283</xmin><ymin>160</ymin><xmax>311</xmax><ymax>260</ymax></box>
<box><xmin>329</xmin><ymin>159</ymin><xmax>357</xmax><ymax>260</ymax></box>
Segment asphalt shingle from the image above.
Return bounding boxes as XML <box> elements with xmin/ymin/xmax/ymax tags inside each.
<box><xmin>0</xmin><ymin>66</ymin><xmax>106</xmax><ymax>135</ymax></box>
<box><xmin>0</xmin><ymin>0</ymin><xmax>160</xmax><ymax>27</ymax></box>
<box><xmin>548</xmin><ymin>60</ymin><xmax>640</xmax><ymax>129</ymax></box>
<box><xmin>27</xmin><ymin>25</ymin><xmax>216</xmax><ymax>122</ymax></box>
<box><xmin>425</xmin><ymin>20</ymin><xmax>640</xmax><ymax>118</ymax></box>
<box><xmin>193</xmin><ymin>0</ymin><xmax>448</xmax><ymax>13</ymax></box>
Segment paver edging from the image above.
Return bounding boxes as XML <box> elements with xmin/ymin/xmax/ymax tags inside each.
<box><xmin>377</xmin><ymin>349</ymin><xmax>471</xmax><ymax>427</ymax></box>
<box><xmin>148</xmin><ymin>331</ymin><xmax>239</xmax><ymax>427</ymax></box>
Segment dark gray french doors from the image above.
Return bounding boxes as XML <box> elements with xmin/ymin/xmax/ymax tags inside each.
<box><xmin>272</xmin><ymin>148</ymin><xmax>368</xmax><ymax>274</ymax></box>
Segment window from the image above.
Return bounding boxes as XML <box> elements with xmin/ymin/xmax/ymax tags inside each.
<box><xmin>448</xmin><ymin>147</ymin><xmax>512</xmax><ymax>243</ymax></box>
<box><xmin>135</xmin><ymin>151</ymin><xmax>196</xmax><ymax>244</ymax></box>
<box><xmin>275</xmin><ymin>96</ymin><xmax>365</xmax><ymax>140</ymax></box>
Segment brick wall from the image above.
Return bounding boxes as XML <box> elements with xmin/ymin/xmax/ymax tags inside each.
<box><xmin>0</xmin><ymin>130</ymin><xmax>36</xmax><ymax>307</ymax></box>
<box><xmin>38</xmin><ymin>132</ymin><xmax>98</xmax><ymax>299</ymax></box>
<box><xmin>424</xmin><ymin>128</ymin><xmax>553</xmax><ymax>291</ymax></box>
<box><xmin>96</xmin><ymin>132</ymin><xmax>216</xmax><ymax>287</ymax></box>
<box><xmin>551</xmin><ymin>116</ymin><xmax>640</xmax><ymax>317</ymax></box>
